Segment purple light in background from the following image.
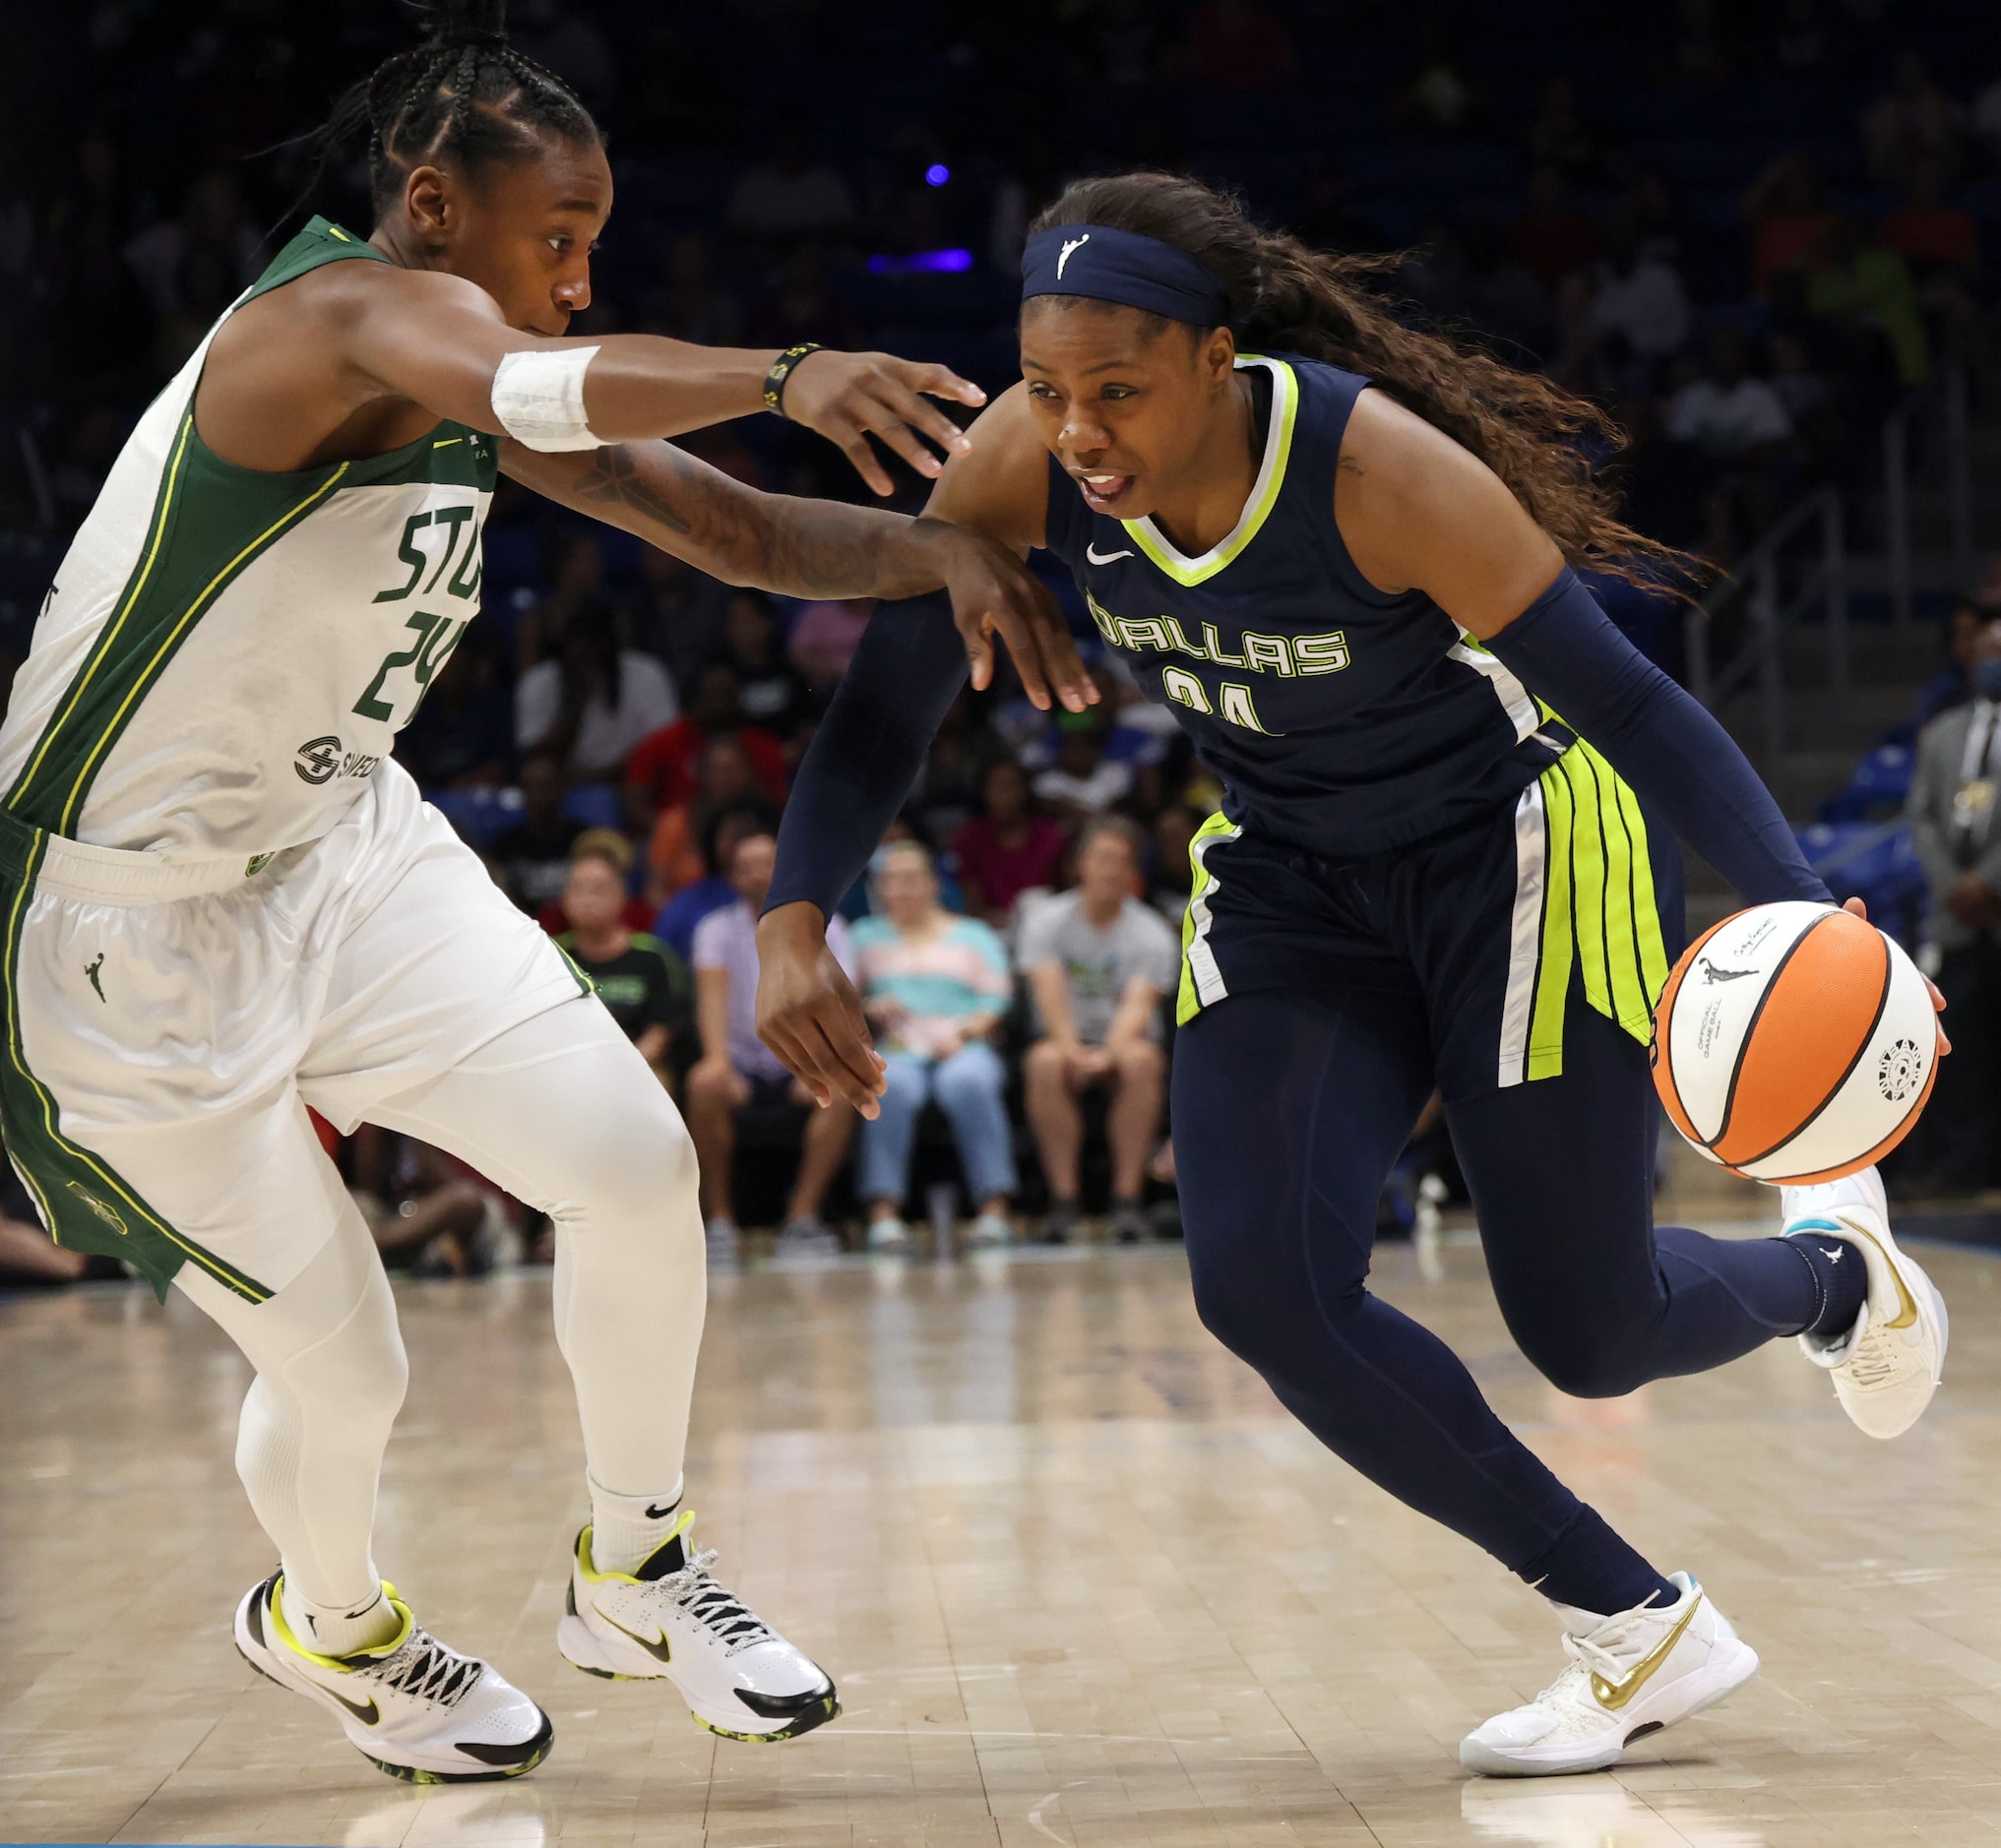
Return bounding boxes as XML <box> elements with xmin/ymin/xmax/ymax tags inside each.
<box><xmin>925</xmin><ymin>163</ymin><xmax>951</xmax><ymax>187</ymax></box>
<box><xmin>865</xmin><ymin>249</ymin><xmax>974</xmax><ymax>275</ymax></box>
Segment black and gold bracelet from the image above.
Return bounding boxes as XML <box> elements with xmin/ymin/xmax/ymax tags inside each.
<box><xmin>762</xmin><ymin>343</ymin><xmax>824</xmax><ymax>416</ymax></box>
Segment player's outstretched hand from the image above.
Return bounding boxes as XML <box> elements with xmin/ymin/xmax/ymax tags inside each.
<box><xmin>782</xmin><ymin>351</ymin><xmax>983</xmax><ymax>498</ymax></box>
<box><xmin>929</xmin><ymin>524</ymin><xmax>1099</xmax><ymax>714</ymax></box>
<box><xmin>756</xmin><ymin>902</ymin><xmax>888</xmax><ymax>1118</ymax></box>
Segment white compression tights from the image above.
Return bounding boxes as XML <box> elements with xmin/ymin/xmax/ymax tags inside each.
<box><xmin>176</xmin><ymin>997</ymin><xmax>707</xmax><ymax>1610</ymax></box>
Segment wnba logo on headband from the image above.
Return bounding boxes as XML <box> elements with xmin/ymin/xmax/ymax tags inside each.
<box><xmin>1021</xmin><ymin>222</ymin><xmax>1231</xmax><ymax>328</ymax></box>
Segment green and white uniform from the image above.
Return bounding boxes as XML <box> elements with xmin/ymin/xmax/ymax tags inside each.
<box><xmin>0</xmin><ymin>218</ymin><xmax>585</xmax><ymax>1301</ymax></box>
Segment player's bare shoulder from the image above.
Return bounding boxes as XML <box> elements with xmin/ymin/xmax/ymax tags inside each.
<box><xmin>199</xmin><ymin>261</ymin><xmax>499</xmax><ymax>472</ymax></box>
<box><xmin>924</xmin><ymin>381</ymin><xmax>1051</xmax><ymax>552</ymax></box>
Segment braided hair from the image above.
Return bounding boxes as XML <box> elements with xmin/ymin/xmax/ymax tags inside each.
<box><xmin>1029</xmin><ymin>171</ymin><xmax>1700</xmax><ymax>593</ymax></box>
<box><xmin>297</xmin><ymin>0</ymin><xmax>598</xmax><ymax>218</ymax></box>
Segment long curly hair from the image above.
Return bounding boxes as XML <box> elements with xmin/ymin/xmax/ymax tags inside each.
<box><xmin>1029</xmin><ymin>171</ymin><xmax>1697</xmax><ymax>591</ymax></box>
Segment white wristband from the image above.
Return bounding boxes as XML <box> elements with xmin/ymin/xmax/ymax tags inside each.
<box><xmin>490</xmin><ymin>344</ymin><xmax>603</xmax><ymax>452</ymax></box>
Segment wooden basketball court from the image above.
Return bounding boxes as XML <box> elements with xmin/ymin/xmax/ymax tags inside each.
<box><xmin>6</xmin><ymin>1191</ymin><xmax>2000</xmax><ymax>1847</ymax></box>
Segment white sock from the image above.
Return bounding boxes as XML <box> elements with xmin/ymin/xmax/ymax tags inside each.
<box><xmin>281</xmin><ymin>1573</ymin><xmax>401</xmax><ymax>1656</ymax></box>
<box><xmin>590</xmin><ymin>1475</ymin><xmax>685</xmax><ymax>1575</ymax></box>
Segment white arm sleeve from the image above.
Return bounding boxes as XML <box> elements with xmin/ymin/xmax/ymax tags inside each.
<box><xmin>491</xmin><ymin>345</ymin><xmax>603</xmax><ymax>452</ymax></box>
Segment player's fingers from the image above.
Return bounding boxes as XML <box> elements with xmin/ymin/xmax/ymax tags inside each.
<box><xmin>961</xmin><ymin>617</ymin><xmax>996</xmax><ymax>692</ymax></box>
<box><xmin>820</xmin><ymin>987</ymin><xmax>887</xmax><ymax>1093</ymax></box>
<box><xmin>800</xmin><ymin>1015</ymin><xmax>882</xmax><ymax>1117</ymax></box>
<box><xmin>831</xmin><ymin>425</ymin><xmax>895</xmax><ymax>498</ymax></box>
<box><xmin>1841</xmin><ymin>895</ymin><xmax>1870</xmax><ymax>921</ymax></box>
<box><xmin>872</xmin><ymin>376</ymin><xmax>975</xmax><ymax>458</ymax></box>
<box><xmin>902</xmin><ymin>359</ymin><xmax>988</xmax><ymax>409</ymax></box>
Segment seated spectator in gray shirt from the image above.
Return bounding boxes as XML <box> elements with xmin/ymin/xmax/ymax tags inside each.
<box><xmin>1897</xmin><ymin>617</ymin><xmax>2001</xmax><ymax>1195</ymax></box>
<box><xmin>688</xmin><ymin>832</ymin><xmax>855</xmax><ymax>1262</ymax></box>
<box><xmin>1017</xmin><ymin>817</ymin><xmax>1180</xmax><ymax>1246</ymax></box>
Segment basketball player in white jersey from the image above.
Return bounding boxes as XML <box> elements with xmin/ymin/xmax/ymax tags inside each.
<box><xmin>1</xmin><ymin>8</ymin><xmax>1090</xmax><ymax>1783</ymax></box>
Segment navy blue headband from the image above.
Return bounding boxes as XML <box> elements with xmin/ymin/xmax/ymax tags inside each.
<box><xmin>1021</xmin><ymin>222</ymin><xmax>1230</xmax><ymax>327</ymax></box>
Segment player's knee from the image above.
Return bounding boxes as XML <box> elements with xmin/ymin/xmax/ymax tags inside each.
<box><xmin>1518</xmin><ymin>1327</ymin><xmax>1645</xmax><ymax>1401</ymax></box>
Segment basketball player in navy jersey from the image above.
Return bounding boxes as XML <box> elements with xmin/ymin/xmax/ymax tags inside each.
<box><xmin>754</xmin><ymin>173</ymin><xmax>1949</xmax><ymax>1777</ymax></box>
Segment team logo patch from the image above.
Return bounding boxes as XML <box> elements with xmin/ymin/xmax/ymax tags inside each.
<box><xmin>1878</xmin><ymin>1037</ymin><xmax>1924</xmax><ymax>1102</ymax></box>
<box><xmin>293</xmin><ymin>735</ymin><xmax>343</xmax><ymax>785</ymax></box>
<box><xmin>64</xmin><ymin>1181</ymin><xmax>127</xmax><ymax>1237</ymax></box>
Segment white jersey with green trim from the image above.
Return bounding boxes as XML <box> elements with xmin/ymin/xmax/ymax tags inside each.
<box><xmin>0</xmin><ymin>217</ymin><xmax>496</xmax><ymax>860</ymax></box>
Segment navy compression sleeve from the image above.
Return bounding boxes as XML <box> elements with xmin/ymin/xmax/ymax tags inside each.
<box><xmin>1483</xmin><ymin>568</ymin><xmax>1831</xmax><ymax>906</ymax></box>
<box><xmin>765</xmin><ymin>591</ymin><xmax>968</xmax><ymax>920</ymax></box>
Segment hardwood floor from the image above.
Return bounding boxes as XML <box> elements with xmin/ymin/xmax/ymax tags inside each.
<box><xmin>5</xmin><ymin>1213</ymin><xmax>2000</xmax><ymax>1846</ymax></box>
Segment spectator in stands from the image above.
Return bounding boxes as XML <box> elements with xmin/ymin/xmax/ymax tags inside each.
<box><xmin>625</xmin><ymin>661</ymin><xmax>787</xmax><ymax>832</ymax></box>
<box><xmin>1018</xmin><ymin>818</ymin><xmax>1180</xmax><ymax>1245</ymax></box>
<box><xmin>1743</xmin><ymin>153</ymin><xmax>1838</xmax><ymax>297</ymax></box>
<box><xmin>1525</xmin><ymin>76</ymin><xmax>1602</xmax><ymax>187</ymax></box>
<box><xmin>1507</xmin><ymin>165</ymin><xmax>1601</xmax><ymax>294</ymax></box>
<box><xmin>558</xmin><ymin>845</ymin><xmax>688</xmax><ymax>1080</ymax></box>
<box><xmin>1863</xmin><ymin>51</ymin><xmax>1965</xmax><ymax>190</ymax></box>
<box><xmin>1901</xmin><ymin>617</ymin><xmax>2001</xmax><ymax>1194</ymax></box>
<box><xmin>536</xmin><ymin>827</ymin><xmax>654</xmax><ymax>935</ymax></box>
<box><xmin>1663</xmin><ymin>325</ymin><xmax>1792</xmax><ymax>563</ymax></box>
<box><xmin>1149</xmin><ymin>805</ymin><xmax>1201</xmax><ymax>927</ymax></box>
<box><xmin>955</xmin><ymin>760</ymin><xmax>1068</xmax><ymax>926</ymax></box>
<box><xmin>1910</xmin><ymin>594</ymin><xmax>1993</xmax><ymax>736</ymax></box>
<box><xmin>491</xmin><ymin>751</ymin><xmax>583</xmax><ymax>913</ymax></box>
<box><xmin>849</xmin><ymin>842</ymin><xmax>1016</xmax><ymax>1253</ymax></box>
<box><xmin>122</xmin><ymin>168</ymin><xmax>260</xmax><ymax>322</ymax></box>
<box><xmin>1179</xmin><ymin>0</ymin><xmax>1298</xmax><ymax>94</ymax></box>
<box><xmin>399</xmin><ymin>628</ymin><xmax>514</xmax><ymax>790</ymax></box>
<box><xmin>688</xmin><ymin>832</ymin><xmax>856</xmax><ymax>1262</ymax></box>
<box><xmin>717</xmin><ymin>590</ymin><xmax>811</xmax><ymax>742</ymax></box>
<box><xmin>1805</xmin><ymin>216</ymin><xmax>1928</xmax><ymax>388</ymax></box>
<box><xmin>653</xmin><ymin>805</ymin><xmax>775</xmax><ymax>961</ymax></box>
<box><xmin>1584</xmin><ymin>218</ymin><xmax>1690</xmax><ymax>372</ymax></box>
<box><xmin>724</xmin><ymin>124</ymin><xmax>856</xmax><ymax>242</ymax></box>
<box><xmin>787</xmin><ymin>594</ymin><xmax>875</xmax><ymax>689</ymax></box>
<box><xmin>347</xmin><ymin>1126</ymin><xmax>505</xmax><ymax>1277</ymax></box>
<box><xmin>516</xmin><ymin>601</ymin><xmax>678</xmax><ymax>784</ymax></box>
<box><xmin>631</xmin><ymin>545</ymin><xmax>733</xmax><ymax>686</ymax></box>
<box><xmin>646</xmin><ymin>733</ymin><xmax>778</xmax><ymax>907</ymax></box>
<box><xmin>643</xmin><ymin>231</ymin><xmax>742</xmax><ymax>346</ymax></box>
<box><xmin>1879</xmin><ymin>158</ymin><xmax>1980</xmax><ymax>281</ymax></box>
<box><xmin>744</xmin><ymin>246</ymin><xmax>867</xmax><ymax>353</ymax></box>
<box><xmin>1032</xmin><ymin>709</ymin><xmax>1136</xmax><ymax>823</ymax></box>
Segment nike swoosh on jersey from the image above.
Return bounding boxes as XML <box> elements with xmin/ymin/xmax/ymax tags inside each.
<box><xmin>1085</xmin><ymin>543</ymin><xmax>1135</xmax><ymax>564</ymax></box>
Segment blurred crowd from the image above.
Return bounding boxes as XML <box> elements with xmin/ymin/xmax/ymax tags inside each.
<box><xmin>4</xmin><ymin>0</ymin><xmax>2001</xmax><ymax>1279</ymax></box>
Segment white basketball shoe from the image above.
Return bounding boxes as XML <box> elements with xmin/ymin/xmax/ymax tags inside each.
<box><xmin>1786</xmin><ymin>1167</ymin><xmax>1948</xmax><ymax>1439</ymax></box>
<box><xmin>557</xmin><ymin>1513</ymin><xmax>839</xmax><ymax>1742</ymax></box>
<box><xmin>1461</xmin><ymin>1573</ymin><xmax>1758</xmax><ymax>1776</ymax></box>
<box><xmin>234</xmin><ymin>1572</ymin><xmax>552</xmax><ymax>1783</ymax></box>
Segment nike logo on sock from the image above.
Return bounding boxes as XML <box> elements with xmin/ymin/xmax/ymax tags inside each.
<box><xmin>645</xmin><ymin>1503</ymin><xmax>679</xmax><ymax>1521</ymax></box>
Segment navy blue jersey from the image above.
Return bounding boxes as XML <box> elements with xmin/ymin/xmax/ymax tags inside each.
<box><xmin>1041</xmin><ymin>354</ymin><xmax>1573</xmax><ymax>856</ymax></box>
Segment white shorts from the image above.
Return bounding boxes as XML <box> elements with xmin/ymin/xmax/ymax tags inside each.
<box><xmin>0</xmin><ymin>760</ymin><xmax>587</xmax><ymax>1302</ymax></box>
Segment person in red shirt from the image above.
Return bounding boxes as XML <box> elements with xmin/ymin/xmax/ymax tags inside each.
<box><xmin>952</xmin><ymin>759</ymin><xmax>1068</xmax><ymax>925</ymax></box>
<box><xmin>624</xmin><ymin>661</ymin><xmax>787</xmax><ymax>829</ymax></box>
<box><xmin>1506</xmin><ymin>165</ymin><xmax>1600</xmax><ymax>294</ymax></box>
<box><xmin>1878</xmin><ymin>158</ymin><xmax>1979</xmax><ymax>278</ymax></box>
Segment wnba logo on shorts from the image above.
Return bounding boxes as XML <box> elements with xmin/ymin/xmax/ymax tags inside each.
<box><xmin>63</xmin><ymin>1181</ymin><xmax>127</xmax><ymax>1237</ymax></box>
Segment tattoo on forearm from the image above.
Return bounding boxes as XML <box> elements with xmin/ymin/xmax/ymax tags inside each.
<box><xmin>571</xmin><ymin>444</ymin><xmax>696</xmax><ymax>536</ymax></box>
<box><xmin>567</xmin><ymin>443</ymin><xmax>945</xmax><ymax>599</ymax></box>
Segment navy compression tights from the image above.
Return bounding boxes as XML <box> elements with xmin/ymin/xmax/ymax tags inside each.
<box><xmin>1173</xmin><ymin>985</ymin><xmax>1823</xmax><ymax>1616</ymax></box>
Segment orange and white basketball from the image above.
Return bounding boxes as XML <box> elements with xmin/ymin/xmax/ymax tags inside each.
<box><xmin>1651</xmin><ymin>900</ymin><xmax>1941</xmax><ymax>1184</ymax></box>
